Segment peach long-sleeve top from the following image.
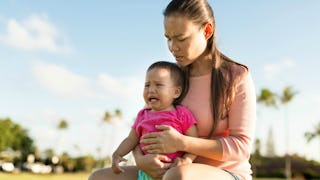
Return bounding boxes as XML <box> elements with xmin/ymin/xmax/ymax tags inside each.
<box><xmin>181</xmin><ymin>65</ymin><xmax>256</xmax><ymax>180</ymax></box>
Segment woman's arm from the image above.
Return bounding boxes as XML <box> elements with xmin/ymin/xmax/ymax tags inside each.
<box><xmin>180</xmin><ymin>124</ymin><xmax>198</xmax><ymax>162</ymax></box>
<box><xmin>218</xmin><ymin>72</ymin><xmax>256</xmax><ymax>161</ymax></box>
<box><xmin>141</xmin><ymin>125</ymin><xmax>223</xmax><ymax>160</ymax></box>
<box><xmin>171</xmin><ymin>124</ymin><xmax>198</xmax><ymax>167</ymax></box>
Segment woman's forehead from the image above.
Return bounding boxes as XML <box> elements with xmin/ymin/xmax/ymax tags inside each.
<box><xmin>164</xmin><ymin>15</ymin><xmax>198</xmax><ymax>36</ymax></box>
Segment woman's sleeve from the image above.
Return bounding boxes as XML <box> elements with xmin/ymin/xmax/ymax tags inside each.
<box><xmin>219</xmin><ymin>71</ymin><xmax>256</xmax><ymax>161</ymax></box>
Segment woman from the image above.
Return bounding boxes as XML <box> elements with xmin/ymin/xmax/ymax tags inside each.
<box><xmin>89</xmin><ymin>0</ymin><xmax>256</xmax><ymax>179</ymax></box>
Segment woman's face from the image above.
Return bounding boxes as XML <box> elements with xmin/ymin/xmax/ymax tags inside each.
<box><xmin>164</xmin><ymin>15</ymin><xmax>208</xmax><ymax>67</ymax></box>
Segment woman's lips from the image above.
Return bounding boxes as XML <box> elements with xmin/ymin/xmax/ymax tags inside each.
<box><xmin>174</xmin><ymin>56</ymin><xmax>183</xmax><ymax>62</ymax></box>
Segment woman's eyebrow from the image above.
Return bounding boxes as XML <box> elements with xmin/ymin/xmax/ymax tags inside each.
<box><xmin>165</xmin><ymin>33</ymin><xmax>184</xmax><ymax>38</ymax></box>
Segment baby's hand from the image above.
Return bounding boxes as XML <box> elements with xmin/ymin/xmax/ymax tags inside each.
<box><xmin>171</xmin><ymin>157</ymin><xmax>193</xmax><ymax>167</ymax></box>
<box><xmin>111</xmin><ymin>153</ymin><xmax>128</xmax><ymax>174</ymax></box>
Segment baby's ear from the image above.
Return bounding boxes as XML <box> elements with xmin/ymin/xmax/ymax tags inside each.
<box><xmin>174</xmin><ymin>86</ymin><xmax>182</xmax><ymax>98</ymax></box>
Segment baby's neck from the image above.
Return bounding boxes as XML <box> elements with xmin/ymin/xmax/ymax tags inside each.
<box><xmin>150</xmin><ymin>105</ymin><xmax>176</xmax><ymax>112</ymax></box>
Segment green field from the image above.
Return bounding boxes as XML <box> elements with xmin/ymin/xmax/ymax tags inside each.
<box><xmin>0</xmin><ymin>173</ymin><xmax>286</xmax><ymax>180</ymax></box>
<box><xmin>0</xmin><ymin>173</ymin><xmax>90</xmax><ymax>180</ymax></box>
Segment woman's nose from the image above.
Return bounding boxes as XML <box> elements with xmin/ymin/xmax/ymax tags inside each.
<box><xmin>169</xmin><ymin>41</ymin><xmax>179</xmax><ymax>53</ymax></box>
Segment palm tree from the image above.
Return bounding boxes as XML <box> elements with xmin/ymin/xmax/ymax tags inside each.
<box><xmin>114</xmin><ymin>109</ymin><xmax>122</xmax><ymax>118</ymax></box>
<box><xmin>99</xmin><ymin>111</ymin><xmax>111</xmax><ymax>167</ymax></box>
<box><xmin>305</xmin><ymin>121</ymin><xmax>320</xmax><ymax>161</ymax></box>
<box><xmin>257</xmin><ymin>88</ymin><xmax>278</xmax><ymax>108</ymax></box>
<box><xmin>280</xmin><ymin>86</ymin><xmax>297</xmax><ymax>105</ymax></box>
<box><xmin>58</xmin><ymin>119</ymin><xmax>68</xmax><ymax>130</ymax></box>
<box><xmin>100</xmin><ymin>109</ymin><xmax>122</xmax><ymax>167</ymax></box>
<box><xmin>57</xmin><ymin>119</ymin><xmax>68</xmax><ymax>149</ymax></box>
<box><xmin>103</xmin><ymin>111</ymin><xmax>112</xmax><ymax>123</ymax></box>
<box><xmin>103</xmin><ymin>109</ymin><xmax>122</xmax><ymax>124</ymax></box>
<box><xmin>257</xmin><ymin>88</ymin><xmax>278</xmax><ymax>150</ymax></box>
<box><xmin>257</xmin><ymin>87</ymin><xmax>298</xmax><ymax>179</ymax></box>
<box><xmin>256</xmin><ymin>88</ymin><xmax>277</xmax><ymax>176</ymax></box>
<box><xmin>305</xmin><ymin>122</ymin><xmax>320</xmax><ymax>142</ymax></box>
<box><xmin>280</xmin><ymin>86</ymin><xmax>298</xmax><ymax>180</ymax></box>
<box><xmin>266</xmin><ymin>127</ymin><xmax>276</xmax><ymax>157</ymax></box>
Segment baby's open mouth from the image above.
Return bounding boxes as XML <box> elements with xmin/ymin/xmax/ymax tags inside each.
<box><xmin>149</xmin><ymin>97</ymin><xmax>159</xmax><ymax>102</ymax></box>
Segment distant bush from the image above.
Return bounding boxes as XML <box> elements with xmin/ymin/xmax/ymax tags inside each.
<box><xmin>250</xmin><ymin>154</ymin><xmax>320</xmax><ymax>179</ymax></box>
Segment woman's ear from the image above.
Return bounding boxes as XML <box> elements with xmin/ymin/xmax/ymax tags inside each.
<box><xmin>204</xmin><ymin>22</ymin><xmax>213</xmax><ymax>40</ymax></box>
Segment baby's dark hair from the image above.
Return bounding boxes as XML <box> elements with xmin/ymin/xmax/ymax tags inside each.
<box><xmin>147</xmin><ymin>61</ymin><xmax>186</xmax><ymax>105</ymax></box>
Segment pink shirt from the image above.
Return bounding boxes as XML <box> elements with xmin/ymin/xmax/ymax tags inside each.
<box><xmin>181</xmin><ymin>66</ymin><xmax>256</xmax><ymax>180</ymax></box>
<box><xmin>132</xmin><ymin>105</ymin><xmax>197</xmax><ymax>162</ymax></box>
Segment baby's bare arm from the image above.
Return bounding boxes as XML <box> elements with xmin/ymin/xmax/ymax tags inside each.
<box><xmin>111</xmin><ymin>129</ymin><xmax>139</xmax><ymax>173</ymax></box>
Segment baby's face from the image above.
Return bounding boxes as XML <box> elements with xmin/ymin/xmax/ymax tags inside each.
<box><xmin>143</xmin><ymin>68</ymin><xmax>180</xmax><ymax>112</ymax></box>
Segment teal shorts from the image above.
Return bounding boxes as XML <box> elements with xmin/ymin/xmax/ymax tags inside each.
<box><xmin>138</xmin><ymin>170</ymin><xmax>154</xmax><ymax>180</ymax></box>
<box><xmin>138</xmin><ymin>169</ymin><xmax>240</xmax><ymax>180</ymax></box>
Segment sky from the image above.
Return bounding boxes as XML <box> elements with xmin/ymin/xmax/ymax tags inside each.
<box><xmin>1</xmin><ymin>1</ymin><xmax>320</xmax><ymax>162</ymax></box>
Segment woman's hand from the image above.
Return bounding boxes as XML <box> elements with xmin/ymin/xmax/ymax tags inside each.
<box><xmin>137</xmin><ymin>153</ymin><xmax>172</xmax><ymax>179</ymax></box>
<box><xmin>141</xmin><ymin>125</ymin><xmax>183</xmax><ymax>154</ymax></box>
<box><xmin>171</xmin><ymin>157</ymin><xmax>193</xmax><ymax>167</ymax></box>
<box><xmin>133</xmin><ymin>145</ymin><xmax>171</xmax><ymax>179</ymax></box>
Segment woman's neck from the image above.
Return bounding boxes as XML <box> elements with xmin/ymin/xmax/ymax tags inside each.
<box><xmin>189</xmin><ymin>54</ymin><xmax>212</xmax><ymax>77</ymax></box>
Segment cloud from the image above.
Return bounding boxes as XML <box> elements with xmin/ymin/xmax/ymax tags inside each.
<box><xmin>32</xmin><ymin>61</ymin><xmax>93</xmax><ymax>97</ymax></box>
<box><xmin>98</xmin><ymin>73</ymin><xmax>143</xmax><ymax>100</ymax></box>
<box><xmin>0</xmin><ymin>14</ymin><xmax>72</xmax><ymax>53</ymax></box>
<box><xmin>263</xmin><ymin>58</ymin><xmax>296</xmax><ymax>81</ymax></box>
<box><xmin>32</xmin><ymin>61</ymin><xmax>144</xmax><ymax>102</ymax></box>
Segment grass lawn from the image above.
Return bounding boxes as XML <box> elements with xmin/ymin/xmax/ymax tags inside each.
<box><xmin>0</xmin><ymin>173</ymin><xmax>286</xmax><ymax>180</ymax></box>
<box><xmin>0</xmin><ymin>172</ymin><xmax>90</xmax><ymax>180</ymax></box>
<box><xmin>253</xmin><ymin>179</ymin><xmax>285</xmax><ymax>180</ymax></box>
